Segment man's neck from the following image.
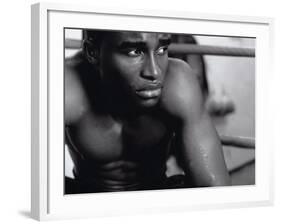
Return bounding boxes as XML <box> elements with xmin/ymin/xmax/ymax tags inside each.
<box><xmin>95</xmin><ymin>83</ymin><xmax>132</xmax><ymax>119</ymax></box>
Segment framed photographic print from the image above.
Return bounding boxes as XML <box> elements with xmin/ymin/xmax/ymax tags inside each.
<box><xmin>31</xmin><ymin>2</ymin><xmax>274</xmax><ymax>221</ymax></box>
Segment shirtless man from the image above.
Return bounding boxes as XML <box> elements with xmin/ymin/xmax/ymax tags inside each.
<box><xmin>65</xmin><ymin>30</ymin><xmax>230</xmax><ymax>193</ymax></box>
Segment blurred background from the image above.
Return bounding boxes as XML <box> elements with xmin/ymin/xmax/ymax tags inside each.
<box><xmin>64</xmin><ymin>29</ymin><xmax>255</xmax><ymax>186</ymax></box>
<box><xmin>191</xmin><ymin>35</ymin><xmax>255</xmax><ymax>185</ymax></box>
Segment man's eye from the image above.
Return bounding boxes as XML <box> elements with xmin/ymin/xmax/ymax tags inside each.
<box><xmin>156</xmin><ymin>46</ymin><xmax>168</xmax><ymax>55</ymax></box>
<box><xmin>127</xmin><ymin>49</ymin><xmax>143</xmax><ymax>57</ymax></box>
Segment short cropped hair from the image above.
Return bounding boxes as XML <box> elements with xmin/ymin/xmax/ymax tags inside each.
<box><xmin>82</xmin><ymin>30</ymin><xmax>109</xmax><ymax>63</ymax></box>
<box><xmin>83</xmin><ymin>29</ymin><xmax>107</xmax><ymax>46</ymax></box>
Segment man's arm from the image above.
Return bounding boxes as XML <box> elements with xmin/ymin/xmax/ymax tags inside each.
<box><xmin>162</xmin><ymin>58</ymin><xmax>231</xmax><ymax>187</ymax></box>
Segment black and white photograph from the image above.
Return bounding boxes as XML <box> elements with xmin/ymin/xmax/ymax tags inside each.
<box><xmin>64</xmin><ymin>28</ymin><xmax>255</xmax><ymax>194</ymax></box>
<box><xmin>29</xmin><ymin>1</ymin><xmax>276</xmax><ymax>221</ymax></box>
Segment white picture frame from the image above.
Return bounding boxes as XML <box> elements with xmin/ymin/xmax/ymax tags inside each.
<box><xmin>31</xmin><ymin>2</ymin><xmax>274</xmax><ymax>221</ymax></box>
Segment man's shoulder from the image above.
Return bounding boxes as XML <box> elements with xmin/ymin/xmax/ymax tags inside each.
<box><xmin>167</xmin><ymin>57</ymin><xmax>192</xmax><ymax>74</ymax></box>
<box><xmin>160</xmin><ymin>58</ymin><xmax>204</xmax><ymax>119</ymax></box>
<box><xmin>166</xmin><ymin>58</ymin><xmax>197</xmax><ymax>83</ymax></box>
<box><xmin>165</xmin><ymin>58</ymin><xmax>200</xmax><ymax>93</ymax></box>
<box><xmin>65</xmin><ymin>53</ymin><xmax>90</xmax><ymax>125</ymax></box>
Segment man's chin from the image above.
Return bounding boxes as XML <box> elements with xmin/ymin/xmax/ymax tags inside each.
<box><xmin>136</xmin><ymin>97</ymin><xmax>160</xmax><ymax>108</ymax></box>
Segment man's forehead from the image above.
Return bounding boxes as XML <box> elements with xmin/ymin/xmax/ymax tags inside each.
<box><xmin>107</xmin><ymin>31</ymin><xmax>171</xmax><ymax>42</ymax></box>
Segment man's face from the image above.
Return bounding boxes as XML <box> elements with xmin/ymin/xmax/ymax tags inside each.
<box><xmin>98</xmin><ymin>32</ymin><xmax>171</xmax><ymax>108</ymax></box>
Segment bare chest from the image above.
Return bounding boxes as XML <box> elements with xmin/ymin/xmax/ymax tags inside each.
<box><xmin>68</xmin><ymin>112</ymin><xmax>171</xmax><ymax>162</ymax></box>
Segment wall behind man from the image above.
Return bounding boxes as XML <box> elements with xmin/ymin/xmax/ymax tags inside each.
<box><xmin>0</xmin><ymin>0</ymin><xmax>279</xmax><ymax>224</ymax></box>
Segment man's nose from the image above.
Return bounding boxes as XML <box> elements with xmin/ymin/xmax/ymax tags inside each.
<box><xmin>141</xmin><ymin>53</ymin><xmax>161</xmax><ymax>81</ymax></box>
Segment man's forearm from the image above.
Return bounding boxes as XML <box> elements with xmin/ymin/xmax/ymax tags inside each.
<box><xmin>178</xmin><ymin>114</ymin><xmax>231</xmax><ymax>187</ymax></box>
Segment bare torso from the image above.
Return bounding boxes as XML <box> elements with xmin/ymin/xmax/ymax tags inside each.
<box><xmin>65</xmin><ymin>53</ymin><xmax>175</xmax><ymax>192</ymax></box>
<box><xmin>65</xmin><ymin>50</ymin><xmax>231</xmax><ymax>192</ymax></box>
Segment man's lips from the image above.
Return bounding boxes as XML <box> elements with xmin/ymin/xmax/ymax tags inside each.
<box><xmin>135</xmin><ymin>87</ymin><xmax>162</xmax><ymax>99</ymax></box>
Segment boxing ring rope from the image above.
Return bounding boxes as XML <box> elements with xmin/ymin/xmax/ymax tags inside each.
<box><xmin>65</xmin><ymin>39</ymin><xmax>255</xmax><ymax>57</ymax></box>
<box><xmin>65</xmin><ymin>39</ymin><xmax>82</xmax><ymax>49</ymax></box>
<box><xmin>220</xmin><ymin>135</ymin><xmax>255</xmax><ymax>149</ymax></box>
<box><xmin>169</xmin><ymin>43</ymin><xmax>255</xmax><ymax>57</ymax></box>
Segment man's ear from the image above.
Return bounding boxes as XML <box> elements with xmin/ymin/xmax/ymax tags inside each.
<box><xmin>83</xmin><ymin>40</ymin><xmax>99</xmax><ymax>65</ymax></box>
